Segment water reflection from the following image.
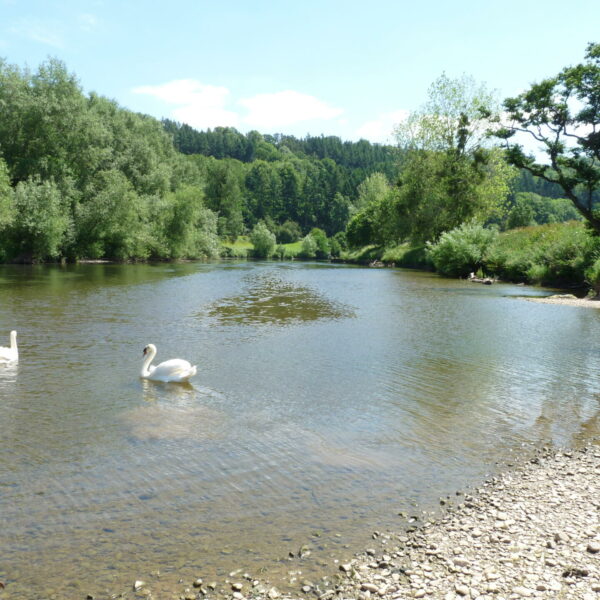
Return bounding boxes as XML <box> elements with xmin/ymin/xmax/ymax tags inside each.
<box><xmin>2</xmin><ymin>262</ymin><xmax>600</xmax><ymax>600</ymax></box>
<box><xmin>201</xmin><ymin>272</ymin><xmax>354</xmax><ymax>326</ymax></box>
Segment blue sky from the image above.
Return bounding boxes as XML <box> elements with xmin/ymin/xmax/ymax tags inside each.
<box><xmin>1</xmin><ymin>0</ymin><xmax>599</xmax><ymax>143</ymax></box>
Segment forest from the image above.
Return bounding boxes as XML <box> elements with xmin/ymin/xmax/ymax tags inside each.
<box><xmin>0</xmin><ymin>48</ymin><xmax>598</xmax><ymax>283</ymax></box>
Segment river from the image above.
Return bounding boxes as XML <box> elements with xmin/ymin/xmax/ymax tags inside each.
<box><xmin>1</xmin><ymin>261</ymin><xmax>599</xmax><ymax>599</ymax></box>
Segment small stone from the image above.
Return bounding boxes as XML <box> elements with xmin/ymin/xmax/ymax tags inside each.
<box><xmin>193</xmin><ymin>579</ymin><xmax>203</xmax><ymax>588</ymax></box>
<box><xmin>232</xmin><ymin>583</ymin><xmax>243</xmax><ymax>591</ymax></box>
<box><xmin>361</xmin><ymin>583</ymin><xmax>379</xmax><ymax>593</ymax></box>
<box><xmin>232</xmin><ymin>593</ymin><xmax>244</xmax><ymax>600</ymax></box>
<box><xmin>512</xmin><ymin>586</ymin><xmax>533</xmax><ymax>596</ymax></box>
<box><xmin>268</xmin><ymin>587</ymin><xmax>280</xmax><ymax>599</ymax></box>
<box><xmin>587</xmin><ymin>541</ymin><xmax>600</xmax><ymax>553</ymax></box>
<box><xmin>414</xmin><ymin>590</ymin><xmax>426</xmax><ymax>598</ymax></box>
<box><xmin>340</xmin><ymin>563</ymin><xmax>353</xmax><ymax>573</ymax></box>
<box><xmin>455</xmin><ymin>584</ymin><xmax>469</xmax><ymax>596</ymax></box>
<box><xmin>133</xmin><ymin>581</ymin><xmax>145</xmax><ymax>592</ymax></box>
<box><xmin>302</xmin><ymin>585</ymin><xmax>312</xmax><ymax>593</ymax></box>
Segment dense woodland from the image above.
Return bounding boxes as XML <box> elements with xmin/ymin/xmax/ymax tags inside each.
<box><xmin>0</xmin><ymin>53</ymin><xmax>597</xmax><ymax>270</ymax></box>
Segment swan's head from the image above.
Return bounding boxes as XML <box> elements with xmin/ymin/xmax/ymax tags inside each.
<box><xmin>143</xmin><ymin>343</ymin><xmax>156</xmax><ymax>356</ymax></box>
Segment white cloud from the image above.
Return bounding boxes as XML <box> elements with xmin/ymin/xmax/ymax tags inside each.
<box><xmin>355</xmin><ymin>110</ymin><xmax>409</xmax><ymax>144</ymax></box>
<box><xmin>78</xmin><ymin>13</ymin><xmax>99</xmax><ymax>32</ymax></box>
<box><xmin>132</xmin><ymin>79</ymin><xmax>240</xmax><ymax>129</ymax></box>
<box><xmin>239</xmin><ymin>90</ymin><xmax>343</xmax><ymax>129</ymax></box>
<box><xmin>10</xmin><ymin>19</ymin><xmax>64</xmax><ymax>47</ymax></box>
<box><xmin>132</xmin><ymin>80</ymin><xmax>344</xmax><ymax>132</ymax></box>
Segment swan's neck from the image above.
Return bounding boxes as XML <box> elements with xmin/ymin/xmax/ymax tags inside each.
<box><xmin>10</xmin><ymin>331</ymin><xmax>17</xmax><ymax>351</ymax></box>
<box><xmin>141</xmin><ymin>346</ymin><xmax>156</xmax><ymax>377</ymax></box>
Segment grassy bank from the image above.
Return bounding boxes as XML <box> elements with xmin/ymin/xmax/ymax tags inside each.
<box><xmin>342</xmin><ymin>222</ymin><xmax>600</xmax><ymax>293</ymax></box>
<box><xmin>222</xmin><ymin>222</ymin><xmax>600</xmax><ymax>294</ymax></box>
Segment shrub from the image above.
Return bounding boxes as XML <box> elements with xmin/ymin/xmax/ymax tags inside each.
<box><xmin>309</xmin><ymin>228</ymin><xmax>330</xmax><ymax>258</ymax></box>
<box><xmin>486</xmin><ymin>221</ymin><xmax>600</xmax><ymax>286</ymax></box>
<box><xmin>427</xmin><ymin>223</ymin><xmax>498</xmax><ymax>277</ymax></box>
<box><xmin>250</xmin><ymin>221</ymin><xmax>276</xmax><ymax>258</ymax></box>
<box><xmin>300</xmin><ymin>233</ymin><xmax>318</xmax><ymax>258</ymax></box>
<box><xmin>276</xmin><ymin>220</ymin><xmax>302</xmax><ymax>244</ymax></box>
<box><xmin>585</xmin><ymin>257</ymin><xmax>600</xmax><ymax>297</ymax></box>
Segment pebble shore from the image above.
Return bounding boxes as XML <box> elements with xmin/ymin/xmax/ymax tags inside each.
<box><xmin>235</xmin><ymin>443</ymin><xmax>600</xmax><ymax>600</ymax></box>
<box><xmin>10</xmin><ymin>443</ymin><xmax>597</xmax><ymax>600</ymax></box>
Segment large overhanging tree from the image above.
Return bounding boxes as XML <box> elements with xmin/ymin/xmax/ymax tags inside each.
<box><xmin>496</xmin><ymin>43</ymin><xmax>600</xmax><ymax>233</ymax></box>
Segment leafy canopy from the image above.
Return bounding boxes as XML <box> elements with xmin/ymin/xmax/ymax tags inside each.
<box><xmin>496</xmin><ymin>42</ymin><xmax>600</xmax><ymax>232</ymax></box>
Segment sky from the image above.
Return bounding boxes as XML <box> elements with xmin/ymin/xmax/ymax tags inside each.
<box><xmin>1</xmin><ymin>0</ymin><xmax>599</xmax><ymax>145</ymax></box>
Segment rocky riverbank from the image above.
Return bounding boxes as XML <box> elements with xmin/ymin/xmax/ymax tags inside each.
<box><xmin>231</xmin><ymin>443</ymin><xmax>600</xmax><ymax>600</ymax></box>
<box><xmin>31</xmin><ymin>443</ymin><xmax>598</xmax><ymax>600</ymax></box>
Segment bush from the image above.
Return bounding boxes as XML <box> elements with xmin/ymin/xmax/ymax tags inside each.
<box><xmin>276</xmin><ymin>220</ymin><xmax>302</xmax><ymax>244</ymax></box>
<box><xmin>585</xmin><ymin>257</ymin><xmax>600</xmax><ymax>297</ymax></box>
<box><xmin>427</xmin><ymin>223</ymin><xmax>498</xmax><ymax>277</ymax></box>
<box><xmin>300</xmin><ymin>233</ymin><xmax>318</xmax><ymax>258</ymax></box>
<box><xmin>485</xmin><ymin>221</ymin><xmax>600</xmax><ymax>286</ymax></box>
<box><xmin>309</xmin><ymin>228</ymin><xmax>330</xmax><ymax>258</ymax></box>
<box><xmin>250</xmin><ymin>221</ymin><xmax>276</xmax><ymax>258</ymax></box>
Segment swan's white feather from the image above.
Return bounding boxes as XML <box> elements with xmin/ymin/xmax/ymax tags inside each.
<box><xmin>0</xmin><ymin>330</ymin><xmax>18</xmax><ymax>364</ymax></box>
<box><xmin>141</xmin><ymin>344</ymin><xmax>196</xmax><ymax>383</ymax></box>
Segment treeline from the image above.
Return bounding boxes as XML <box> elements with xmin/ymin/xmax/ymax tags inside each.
<box><xmin>162</xmin><ymin>121</ymin><xmax>400</xmax><ymax>173</ymax></box>
<box><xmin>0</xmin><ymin>57</ymin><xmax>594</xmax><ymax>266</ymax></box>
<box><xmin>0</xmin><ymin>58</ymin><xmax>400</xmax><ymax>263</ymax></box>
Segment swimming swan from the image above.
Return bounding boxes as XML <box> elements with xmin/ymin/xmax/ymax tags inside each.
<box><xmin>140</xmin><ymin>343</ymin><xmax>197</xmax><ymax>383</ymax></box>
<box><xmin>0</xmin><ymin>330</ymin><xmax>18</xmax><ymax>363</ymax></box>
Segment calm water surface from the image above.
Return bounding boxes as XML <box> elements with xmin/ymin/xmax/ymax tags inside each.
<box><xmin>1</xmin><ymin>261</ymin><xmax>600</xmax><ymax>599</ymax></box>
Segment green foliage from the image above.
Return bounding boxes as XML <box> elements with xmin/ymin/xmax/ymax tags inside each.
<box><xmin>485</xmin><ymin>221</ymin><xmax>600</xmax><ymax>286</ymax></box>
<box><xmin>504</xmin><ymin>192</ymin><xmax>582</xmax><ymax>229</ymax></box>
<box><xmin>75</xmin><ymin>170</ymin><xmax>149</xmax><ymax>260</ymax></box>
<box><xmin>276</xmin><ymin>220</ymin><xmax>302</xmax><ymax>243</ymax></box>
<box><xmin>250</xmin><ymin>221</ymin><xmax>276</xmax><ymax>258</ymax></box>
<box><xmin>0</xmin><ymin>158</ymin><xmax>14</xmax><ymax>231</ymax></box>
<box><xmin>5</xmin><ymin>178</ymin><xmax>70</xmax><ymax>261</ymax></box>
<box><xmin>426</xmin><ymin>223</ymin><xmax>498</xmax><ymax>277</ymax></box>
<box><xmin>150</xmin><ymin>185</ymin><xmax>220</xmax><ymax>259</ymax></box>
<box><xmin>309</xmin><ymin>228</ymin><xmax>330</xmax><ymax>258</ymax></box>
<box><xmin>381</xmin><ymin>244</ymin><xmax>431</xmax><ymax>269</ymax></box>
<box><xmin>391</xmin><ymin>75</ymin><xmax>514</xmax><ymax>243</ymax></box>
<box><xmin>497</xmin><ymin>43</ymin><xmax>600</xmax><ymax>232</ymax></box>
<box><xmin>354</xmin><ymin>172</ymin><xmax>391</xmax><ymax>213</ymax></box>
<box><xmin>300</xmin><ymin>233</ymin><xmax>318</xmax><ymax>258</ymax></box>
<box><xmin>585</xmin><ymin>257</ymin><xmax>600</xmax><ymax>296</ymax></box>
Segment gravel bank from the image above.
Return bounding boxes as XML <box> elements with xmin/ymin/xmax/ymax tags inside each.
<box><xmin>525</xmin><ymin>295</ymin><xmax>600</xmax><ymax>309</ymax></box>
<box><xmin>239</xmin><ymin>443</ymin><xmax>600</xmax><ymax>600</ymax></box>
<box><xmin>43</xmin><ymin>443</ymin><xmax>598</xmax><ymax>600</ymax></box>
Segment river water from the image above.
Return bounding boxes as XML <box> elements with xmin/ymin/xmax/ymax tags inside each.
<box><xmin>1</xmin><ymin>261</ymin><xmax>599</xmax><ymax>599</ymax></box>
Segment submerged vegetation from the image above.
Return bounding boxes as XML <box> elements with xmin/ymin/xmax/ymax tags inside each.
<box><xmin>1</xmin><ymin>44</ymin><xmax>600</xmax><ymax>292</ymax></box>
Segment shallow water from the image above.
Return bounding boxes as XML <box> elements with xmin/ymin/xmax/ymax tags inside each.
<box><xmin>1</xmin><ymin>261</ymin><xmax>599</xmax><ymax>599</ymax></box>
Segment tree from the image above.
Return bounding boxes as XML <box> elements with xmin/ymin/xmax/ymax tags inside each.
<box><xmin>6</xmin><ymin>178</ymin><xmax>70</xmax><ymax>261</ymax></box>
<box><xmin>393</xmin><ymin>74</ymin><xmax>513</xmax><ymax>243</ymax></box>
<box><xmin>354</xmin><ymin>172</ymin><xmax>391</xmax><ymax>213</ymax></box>
<box><xmin>497</xmin><ymin>43</ymin><xmax>600</xmax><ymax>233</ymax></box>
<box><xmin>250</xmin><ymin>221</ymin><xmax>276</xmax><ymax>258</ymax></box>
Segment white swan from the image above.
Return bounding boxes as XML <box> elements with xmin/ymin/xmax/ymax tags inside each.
<box><xmin>140</xmin><ymin>343</ymin><xmax>197</xmax><ymax>383</ymax></box>
<box><xmin>0</xmin><ymin>330</ymin><xmax>18</xmax><ymax>363</ymax></box>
